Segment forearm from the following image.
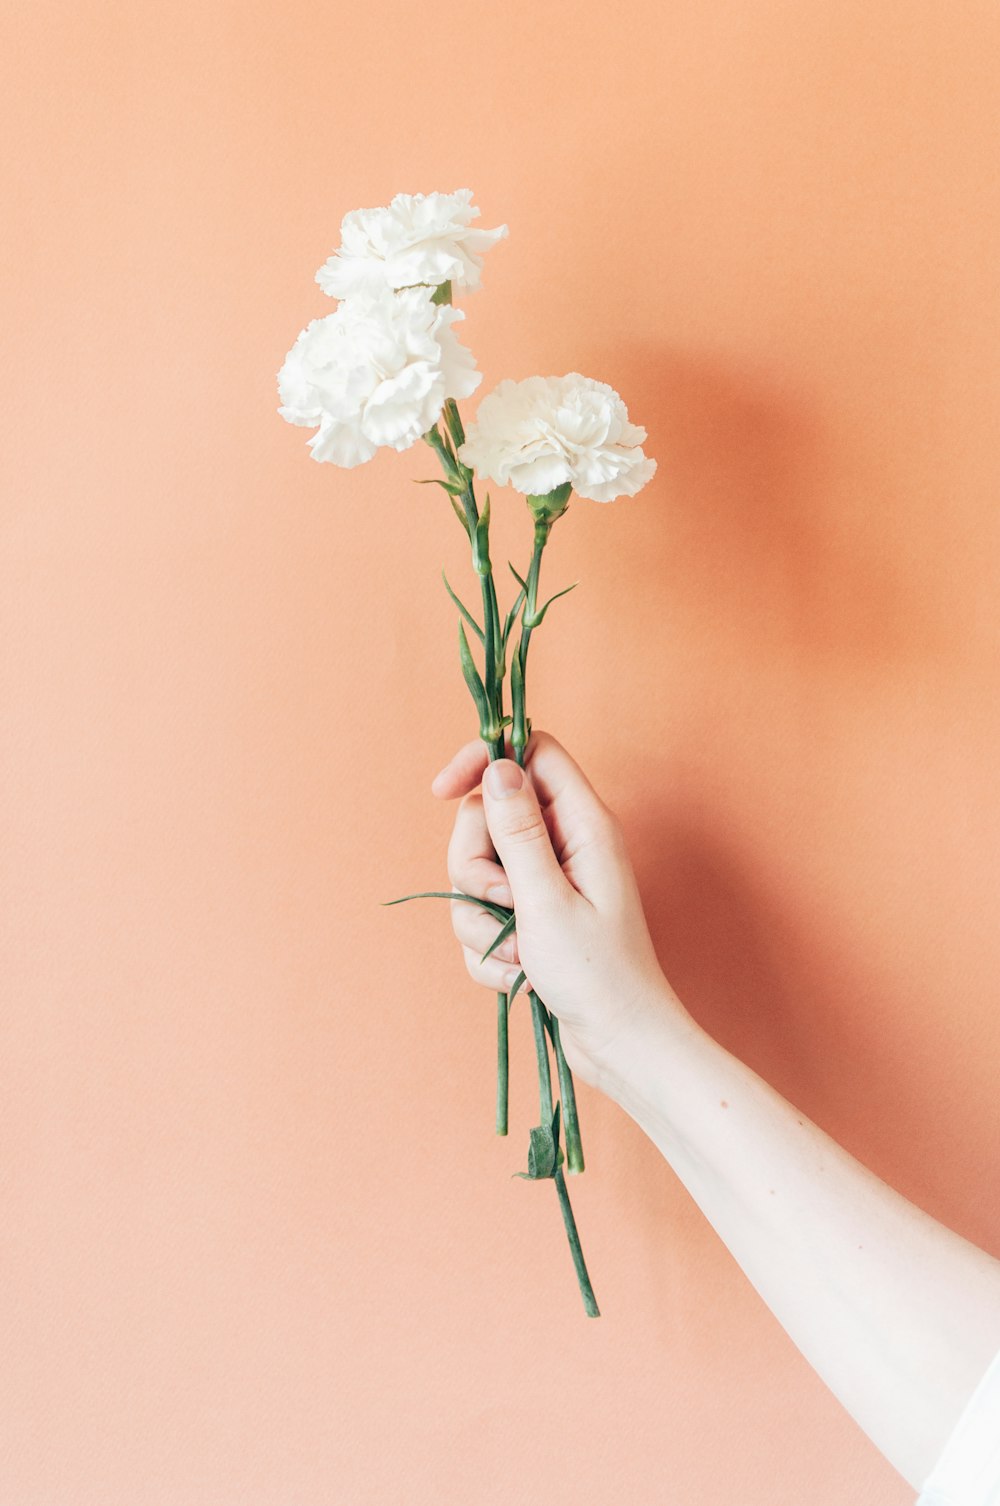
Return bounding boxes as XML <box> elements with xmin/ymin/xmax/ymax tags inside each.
<box><xmin>600</xmin><ymin>992</ymin><xmax>1000</xmax><ymax>1489</ymax></box>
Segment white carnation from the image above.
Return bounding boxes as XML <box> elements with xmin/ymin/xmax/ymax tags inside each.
<box><xmin>457</xmin><ymin>374</ymin><xmax>657</xmax><ymax>503</ymax></box>
<box><xmin>315</xmin><ymin>189</ymin><xmax>508</xmax><ymax>300</ymax></box>
<box><xmin>277</xmin><ymin>286</ymin><xmax>481</xmax><ymax>467</ymax></box>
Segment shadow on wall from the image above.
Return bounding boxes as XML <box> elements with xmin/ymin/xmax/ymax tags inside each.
<box><xmin>585</xmin><ymin>337</ymin><xmax>948</xmax><ymax>675</ymax></box>
<box><xmin>565</xmin><ymin>338</ymin><xmax>1000</xmax><ymax>1260</ymax></box>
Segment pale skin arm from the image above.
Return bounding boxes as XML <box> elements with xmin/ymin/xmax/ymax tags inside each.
<box><xmin>433</xmin><ymin>731</ymin><xmax>1000</xmax><ymax>1492</ymax></box>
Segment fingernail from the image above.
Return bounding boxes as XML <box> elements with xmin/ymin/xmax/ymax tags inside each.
<box><xmin>487</xmin><ymin>883</ymin><xmax>514</xmax><ymax>907</ymax></box>
<box><xmin>484</xmin><ymin>760</ymin><xmax>523</xmax><ymax>799</ymax></box>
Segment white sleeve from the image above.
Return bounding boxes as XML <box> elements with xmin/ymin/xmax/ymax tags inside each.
<box><xmin>916</xmin><ymin>1346</ymin><xmax>1000</xmax><ymax>1506</ymax></box>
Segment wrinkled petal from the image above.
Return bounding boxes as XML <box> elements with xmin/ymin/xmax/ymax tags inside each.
<box><xmin>308</xmin><ymin>413</ymin><xmax>379</xmax><ymax>467</ymax></box>
<box><xmin>276</xmin><ymin>285</ymin><xmax>480</xmax><ymax>470</ymax></box>
<box><xmin>315</xmin><ymin>188</ymin><xmax>507</xmax><ymax>297</ymax></box>
<box><xmin>459</xmin><ymin>373</ymin><xmax>656</xmax><ymax>504</ymax></box>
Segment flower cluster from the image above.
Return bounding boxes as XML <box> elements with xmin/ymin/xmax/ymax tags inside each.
<box><xmin>277</xmin><ymin>190</ymin><xmax>506</xmax><ymax>469</ymax></box>
<box><xmin>276</xmin><ymin>189</ymin><xmax>656</xmax><ymax>511</ymax></box>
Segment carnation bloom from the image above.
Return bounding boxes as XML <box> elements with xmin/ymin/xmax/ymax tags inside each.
<box><xmin>315</xmin><ymin>189</ymin><xmax>508</xmax><ymax>300</ymax></box>
<box><xmin>457</xmin><ymin>374</ymin><xmax>657</xmax><ymax>503</ymax></box>
<box><xmin>277</xmin><ymin>286</ymin><xmax>481</xmax><ymax>466</ymax></box>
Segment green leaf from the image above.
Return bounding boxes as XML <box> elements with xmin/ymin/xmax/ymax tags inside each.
<box><xmin>431</xmin><ymin>280</ymin><xmax>453</xmax><ymax>306</ymax></box>
<box><xmin>506</xmin><ymin>970</ymin><xmax>527</xmax><ymax>1015</ymax></box>
<box><xmin>472</xmin><ymin>491</ymin><xmax>492</xmax><ymax>576</ymax></box>
<box><xmin>442</xmin><ymin>395</ymin><xmax>466</xmax><ymax>449</ymax></box>
<box><xmin>458</xmin><ymin>620</ymin><xmax>491</xmax><ymax>728</ymax></box>
<box><xmin>441</xmin><ymin>570</ymin><xmax>484</xmax><ymax>643</ymax></box>
<box><xmin>523</xmin><ymin>580</ymin><xmax>579</xmax><ymax>630</ymax></box>
<box><xmin>501</xmin><ymin>583</ymin><xmax>526</xmax><ymax>648</ymax></box>
<box><xmin>528</xmin><ymin>1122</ymin><xmax>556</xmax><ymax>1178</ymax></box>
<box><xmin>381</xmin><ymin>890</ymin><xmax>512</xmax><ymax>924</ymax></box>
<box><xmin>508</xmin><ymin>561</ymin><xmax>529</xmax><ymax>594</ymax></box>
<box><xmin>412</xmin><ymin>476</ymin><xmax>466</xmax><ymax>497</ymax></box>
<box><xmin>480</xmin><ymin>909</ymin><xmax>517</xmax><ymax>965</ymax></box>
<box><xmin>510</xmin><ymin>640</ymin><xmax>527</xmax><ymax>754</ymax></box>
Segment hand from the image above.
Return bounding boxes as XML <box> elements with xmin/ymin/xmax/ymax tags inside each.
<box><xmin>431</xmin><ymin>730</ymin><xmax>691</xmax><ymax>1091</ymax></box>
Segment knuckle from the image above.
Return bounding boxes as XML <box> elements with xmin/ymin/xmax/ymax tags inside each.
<box><xmin>498</xmin><ymin>810</ymin><xmax>549</xmax><ymax>845</ymax></box>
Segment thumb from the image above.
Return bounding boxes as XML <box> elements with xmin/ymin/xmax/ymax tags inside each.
<box><xmin>481</xmin><ymin>758</ymin><xmax>569</xmax><ymax>911</ymax></box>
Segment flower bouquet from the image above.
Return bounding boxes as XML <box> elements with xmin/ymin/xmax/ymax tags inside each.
<box><xmin>277</xmin><ymin>190</ymin><xmax>656</xmax><ymax>1317</ymax></box>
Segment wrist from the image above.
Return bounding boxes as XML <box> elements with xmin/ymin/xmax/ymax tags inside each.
<box><xmin>595</xmin><ymin>975</ymin><xmax>710</xmax><ymax>1118</ymax></box>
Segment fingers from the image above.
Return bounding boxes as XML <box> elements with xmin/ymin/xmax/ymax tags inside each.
<box><xmin>433</xmin><ymin>732</ymin><xmax>617</xmax><ymax>861</ymax></box>
<box><xmin>446</xmin><ymin>791</ymin><xmax>514</xmax><ymax>908</ymax></box>
<box><xmin>462</xmin><ymin>945</ymin><xmax>522</xmax><ymax>994</ymax></box>
<box><xmin>431</xmin><ymin>738</ymin><xmax>493</xmax><ymax>801</ymax></box>
<box><xmin>452</xmin><ymin>903</ymin><xmax>520</xmax><ymax>966</ymax></box>
<box><xmin>480</xmin><ymin>757</ymin><xmax>570</xmax><ymax>912</ymax></box>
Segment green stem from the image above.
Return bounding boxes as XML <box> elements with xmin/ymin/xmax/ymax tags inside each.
<box><xmin>531</xmin><ymin>995</ymin><xmax>598</xmax><ymax>1315</ymax></box>
<box><xmin>516</xmin><ymin>519</ymin><xmax>551</xmax><ymax>689</ymax></box>
<box><xmin>496</xmin><ymin>993</ymin><xmax>508</xmax><ymax>1135</ymax></box>
<box><xmin>529</xmin><ymin>990</ymin><xmax>553</xmax><ymax>1122</ymax></box>
<box><xmin>432</xmin><ymin>406</ymin><xmax>508</xmax><ymax>1120</ymax></box>
<box><xmin>550</xmin><ymin>1013</ymin><xmax>585</xmax><ymax>1174</ymax></box>
<box><xmin>554</xmin><ymin>1167</ymin><xmax>600</xmax><ymax>1317</ymax></box>
<box><xmin>514</xmin><ymin>531</ymin><xmax>586</xmax><ymax>1176</ymax></box>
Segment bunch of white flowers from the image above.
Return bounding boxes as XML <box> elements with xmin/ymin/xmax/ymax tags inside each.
<box><xmin>277</xmin><ymin>190</ymin><xmax>506</xmax><ymax>469</ymax></box>
<box><xmin>277</xmin><ymin>191</ymin><xmax>660</xmax><ymax>1321</ymax></box>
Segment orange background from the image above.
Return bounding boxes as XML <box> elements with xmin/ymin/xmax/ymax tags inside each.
<box><xmin>3</xmin><ymin>2</ymin><xmax>999</xmax><ymax>1502</ymax></box>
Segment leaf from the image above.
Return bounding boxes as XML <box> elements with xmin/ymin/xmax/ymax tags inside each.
<box><xmin>441</xmin><ymin>570</ymin><xmax>484</xmax><ymax>643</ymax></box>
<box><xmin>472</xmin><ymin>492</ymin><xmax>491</xmax><ymax>575</ymax></box>
<box><xmin>506</xmin><ymin>970</ymin><xmax>527</xmax><ymax>1015</ymax></box>
<box><xmin>443</xmin><ymin>395</ymin><xmax>466</xmax><ymax>449</ymax></box>
<box><xmin>508</xmin><ymin>561</ymin><xmax>529</xmax><ymax>594</ymax></box>
<box><xmin>510</xmin><ymin>639</ymin><xmax>527</xmax><ymax>750</ymax></box>
<box><xmin>501</xmin><ymin>583</ymin><xmax>526</xmax><ymax>648</ymax></box>
<box><xmin>458</xmin><ymin>620</ymin><xmax>491</xmax><ymax>728</ymax></box>
<box><xmin>523</xmin><ymin>580</ymin><xmax>579</xmax><ymax>630</ymax></box>
<box><xmin>381</xmin><ymin>889</ymin><xmax>512</xmax><ymax>924</ymax></box>
<box><xmin>480</xmin><ymin>909</ymin><xmax>517</xmax><ymax>965</ymax></box>
<box><xmin>527</xmin><ymin>1122</ymin><xmax>556</xmax><ymax>1178</ymax></box>
<box><xmin>412</xmin><ymin>476</ymin><xmax>465</xmax><ymax>497</ymax></box>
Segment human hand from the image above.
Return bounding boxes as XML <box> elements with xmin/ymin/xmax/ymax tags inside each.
<box><xmin>431</xmin><ymin>730</ymin><xmax>692</xmax><ymax>1092</ymax></box>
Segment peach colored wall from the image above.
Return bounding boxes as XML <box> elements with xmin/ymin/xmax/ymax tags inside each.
<box><xmin>3</xmin><ymin>2</ymin><xmax>998</xmax><ymax>1502</ymax></box>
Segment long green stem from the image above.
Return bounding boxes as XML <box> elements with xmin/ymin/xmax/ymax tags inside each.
<box><xmin>514</xmin><ymin>527</ymin><xmax>585</xmax><ymax>1175</ymax></box>
<box><xmin>529</xmin><ymin>987</ymin><xmax>598</xmax><ymax>1316</ymax></box>
<box><xmin>434</xmin><ymin>404</ymin><xmax>508</xmax><ymax>1127</ymax></box>
<box><xmin>496</xmin><ymin>993</ymin><xmax>508</xmax><ymax>1135</ymax></box>
<box><xmin>554</xmin><ymin>1166</ymin><xmax>600</xmax><ymax>1317</ymax></box>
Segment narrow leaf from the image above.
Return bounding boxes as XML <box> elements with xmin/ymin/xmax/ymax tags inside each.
<box><xmin>458</xmin><ymin>620</ymin><xmax>491</xmax><ymax>726</ymax></box>
<box><xmin>506</xmin><ymin>970</ymin><xmax>527</xmax><ymax>1015</ymax></box>
<box><xmin>412</xmin><ymin>476</ymin><xmax>465</xmax><ymax>497</ymax></box>
<box><xmin>472</xmin><ymin>492</ymin><xmax>492</xmax><ymax>575</ymax></box>
<box><xmin>524</xmin><ymin>580</ymin><xmax>579</xmax><ymax>630</ymax></box>
<box><xmin>508</xmin><ymin>561</ymin><xmax>529</xmax><ymax>593</ymax></box>
<box><xmin>441</xmin><ymin>570</ymin><xmax>484</xmax><ymax>643</ymax></box>
<box><xmin>502</xmin><ymin>584</ymin><xmax>526</xmax><ymax>648</ymax></box>
<box><xmin>381</xmin><ymin>890</ymin><xmax>512</xmax><ymax>924</ymax></box>
<box><xmin>480</xmin><ymin>909</ymin><xmax>517</xmax><ymax>964</ymax></box>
